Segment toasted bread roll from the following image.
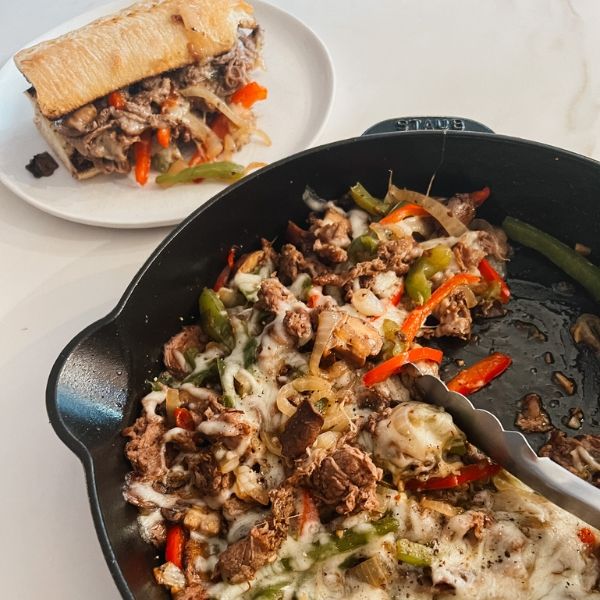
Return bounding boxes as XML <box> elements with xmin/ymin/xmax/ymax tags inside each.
<box><xmin>14</xmin><ymin>0</ymin><xmax>255</xmax><ymax>120</ymax></box>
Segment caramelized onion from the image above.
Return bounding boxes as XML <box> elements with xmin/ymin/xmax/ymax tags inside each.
<box><xmin>388</xmin><ymin>185</ymin><xmax>468</xmax><ymax>237</ymax></box>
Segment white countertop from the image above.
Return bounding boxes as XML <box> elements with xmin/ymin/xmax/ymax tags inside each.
<box><xmin>2</xmin><ymin>0</ymin><xmax>600</xmax><ymax>597</ymax></box>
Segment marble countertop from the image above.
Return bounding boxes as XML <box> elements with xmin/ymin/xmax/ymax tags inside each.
<box><xmin>2</xmin><ymin>1</ymin><xmax>600</xmax><ymax>597</ymax></box>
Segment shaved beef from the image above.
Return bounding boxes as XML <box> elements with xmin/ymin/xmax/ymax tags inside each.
<box><xmin>174</xmin><ymin>584</ymin><xmax>207</xmax><ymax>600</ymax></box>
<box><xmin>279</xmin><ymin>399</ymin><xmax>324</xmax><ymax>458</ymax></box>
<box><xmin>309</xmin><ymin>209</ymin><xmax>352</xmax><ymax>264</ymax></box>
<box><xmin>283</xmin><ymin>309</ymin><xmax>313</xmax><ymax>345</ymax></box>
<box><xmin>123</xmin><ymin>416</ymin><xmax>166</xmax><ymax>479</ymax></box>
<box><xmin>217</xmin><ymin>486</ymin><xmax>294</xmax><ymax>583</ymax></box>
<box><xmin>539</xmin><ymin>430</ymin><xmax>600</xmax><ymax>487</ymax></box>
<box><xmin>447</xmin><ymin>193</ymin><xmax>477</xmax><ymax>226</ymax></box>
<box><xmin>187</xmin><ymin>450</ymin><xmax>234</xmax><ymax>497</ymax></box>
<box><xmin>432</xmin><ymin>288</ymin><xmax>473</xmax><ymax>339</ymax></box>
<box><xmin>515</xmin><ymin>394</ymin><xmax>553</xmax><ymax>433</ymax></box>
<box><xmin>277</xmin><ymin>244</ymin><xmax>327</xmax><ymax>284</ymax></box>
<box><xmin>257</xmin><ymin>278</ymin><xmax>293</xmax><ymax>312</ymax></box>
<box><xmin>163</xmin><ymin>325</ymin><xmax>206</xmax><ymax>379</ymax></box>
<box><xmin>311</xmin><ymin>237</ymin><xmax>421</xmax><ymax>295</ymax></box>
<box><xmin>286</xmin><ymin>222</ymin><xmax>315</xmax><ymax>254</ymax></box>
<box><xmin>308</xmin><ymin>445</ymin><xmax>382</xmax><ymax>514</ymax></box>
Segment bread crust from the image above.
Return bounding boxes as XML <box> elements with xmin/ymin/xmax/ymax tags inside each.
<box><xmin>14</xmin><ymin>0</ymin><xmax>255</xmax><ymax>120</ymax></box>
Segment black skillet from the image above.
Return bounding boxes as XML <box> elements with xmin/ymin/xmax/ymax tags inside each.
<box><xmin>46</xmin><ymin>117</ymin><xmax>600</xmax><ymax>599</ymax></box>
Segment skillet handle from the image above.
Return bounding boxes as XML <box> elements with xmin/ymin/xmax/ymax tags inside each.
<box><xmin>46</xmin><ymin>319</ymin><xmax>130</xmax><ymax>459</ymax></box>
<box><xmin>363</xmin><ymin>116</ymin><xmax>495</xmax><ymax>136</ymax></box>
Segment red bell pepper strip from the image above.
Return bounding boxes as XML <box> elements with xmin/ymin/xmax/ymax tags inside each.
<box><xmin>469</xmin><ymin>186</ymin><xmax>491</xmax><ymax>205</ymax></box>
<box><xmin>174</xmin><ymin>407</ymin><xmax>195</xmax><ymax>431</ymax></box>
<box><xmin>578</xmin><ymin>527</ymin><xmax>596</xmax><ymax>546</ymax></box>
<box><xmin>134</xmin><ymin>130</ymin><xmax>152</xmax><ymax>186</ymax></box>
<box><xmin>446</xmin><ymin>352</ymin><xmax>512</xmax><ymax>396</ymax></box>
<box><xmin>379</xmin><ymin>203</ymin><xmax>430</xmax><ymax>225</ymax></box>
<box><xmin>156</xmin><ymin>127</ymin><xmax>171</xmax><ymax>149</ymax></box>
<box><xmin>400</xmin><ymin>273</ymin><xmax>481</xmax><ymax>346</ymax></box>
<box><xmin>390</xmin><ymin>283</ymin><xmax>404</xmax><ymax>306</ymax></box>
<box><xmin>231</xmin><ymin>81</ymin><xmax>268</xmax><ymax>108</ymax></box>
<box><xmin>213</xmin><ymin>246</ymin><xmax>237</xmax><ymax>292</ymax></box>
<box><xmin>299</xmin><ymin>489</ymin><xmax>319</xmax><ymax>536</ymax></box>
<box><xmin>363</xmin><ymin>347</ymin><xmax>443</xmax><ymax>387</ymax></box>
<box><xmin>478</xmin><ymin>258</ymin><xmax>510</xmax><ymax>303</ymax></box>
<box><xmin>165</xmin><ymin>524</ymin><xmax>186</xmax><ymax>569</ymax></box>
<box><xmin>108</xmin><ymin>90</ymin><xmax>126</xmax><ymax>110</ymax></box>
<box><xmin>405</xmin><ymin>461</ymin><xmax>501</xmax><ymax>491</ymax></box>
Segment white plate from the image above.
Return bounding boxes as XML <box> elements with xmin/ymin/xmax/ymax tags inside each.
<box><xmin>0</xmin><ymin>0</ymin><xmax>334</xmax><ymax>228</ymax></box>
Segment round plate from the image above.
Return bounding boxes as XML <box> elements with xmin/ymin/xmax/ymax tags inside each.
<box><xmin>0</xmin><ymin>0</ymin><xmax>335</xmax><ymax>228</ymax></box>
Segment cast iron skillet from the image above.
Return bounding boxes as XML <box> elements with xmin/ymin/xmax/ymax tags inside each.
<box><xmin>47</xmin><ymin>117</ymin><xmax>600</xmax><ymax>600</ymax></box>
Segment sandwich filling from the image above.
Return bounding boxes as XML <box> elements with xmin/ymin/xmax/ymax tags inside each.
<box><xmin>38</xmin><ymin>25</ymin><xmax>263</xmax><ymax>177</ymax></box>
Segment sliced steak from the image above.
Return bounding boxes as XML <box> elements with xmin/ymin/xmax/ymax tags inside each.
<box><xmin>447</xmin><ymin>193</ymin><xmax>476</xmax><ymax>226</ymax></box>
<box><xmin>308</xmin><ymin>445</ymin><xmax>382</xmax><ymax>515</ymax></box>
<box><xmin>217</xmin><ymin>486</ymin><xmax>294</xmax><ymax>583</ymax></box>
<box><xmin>515</xmin><ymin>393</ymin><xmax>553</xmax><ymax>433</ymax></box>
<box><xmin>279</xmin><ymin>399</ymin><xmax>324</xmax><ymax>459</ymax></box>
<box><xmin>539</xmin><ymin>430</ymin><xmax>600</xmax><ymax>487</ymax></box>
<box><xmin>163</xmin><ymin>325</ymin><xmax>206</xmax><ymax>379</ymax></box>
<box><xmin>123</xmin><ymin>416</ymin><xmax>166</xmax><ymax>479</ymax></box>
<box><xmin>283</xmin><ymin>308</ymin><xmax>313</xmax><ymax>345</ymax></box>
<box><xmin>431</xmin><ymin>288</ymin><xmax>474</xmax><ymax>339</ymax></box>
<box><xmin>187</xmin><ymin>450</ymin><xmax>234</xmax><ymax>497</ymax></box>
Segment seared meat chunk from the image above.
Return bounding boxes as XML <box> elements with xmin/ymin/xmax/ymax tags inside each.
<box><xmin>432</xmin><ymin>287</ymin><xmax>474</xmax><ymax>339</ymax></box>
<box><xmin>123</xmin><ymin>416</ymin><xmax>166</xmax><ymax>479</ymax></box>
<box><xmin>312</xmin><ymin>237</ymin><xmax>421</xmax><ymax>294</ymax></box>
<box><xmin>279</xmin><ymin>399</ymin><xmax>324</xmax><ymax>459</ymax></box>
<box><xmin>447</xmin><ymin>193</ymin><xmax>477</xmax><ymax>226</ymax></box>
<box><xmin>317</xmin><ymin>309</ymin><xmax>383</xmax><ymax>368</ymax></box>
<box><xmin>278</xmin><ymin>243</ymin><xmax>327</xmax><ymax>284</ymax></box>
<box><xmin>163</xmin><ymin>325</ymin><xmax>206</xmax><ymax>379</ymax></box>
<box><xmin>187</xmin><ymin>450</ymin><xmax>234</xmax><ymax>497</ymax></box>
<box><xmin>539</xmin><ymin>430</ymin><xmax>600</xmax><ymax>487</ymax></box>
<box><xmin>257</xmin><ymin>278</ymin><xmax>293</xmax><ymax>312</ymax></box>
<box><xmin>174</xmin><ymin>583</ymin><xmax>207</xmax><ymax>600</ymax></box>
<box><xmin>217</xmin><ymin>486</ymin><xmax>295</xmax><ymax>583</ymax></box>
<box><xmin>309</xmin><ymin>209</ymin><xmax>352</xmax><ymax>264</ymax></box>
<box><xmin>283</xmin><ymin>308</ymin><xmax>313</xmax><ymax>345</ymax></box>
<box><xmin>515</xmin><ymin>393</ymin><xmax>553</xmax><ymax>433</ymax></box>
<box><xmin>308</xmin><ymin>445</ymin><xmax>382</xmax><ymax>515</ymax></box>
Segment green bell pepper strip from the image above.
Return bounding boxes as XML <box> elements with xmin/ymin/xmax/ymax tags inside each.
<box><xmin>396</xmin><ymin>538</ymin><xmax>433</xmax><ymax>567</ymax></box>
<box><xmin>405</xmin><ymin>245</ymin><xmax>453</xmax><ymax>305</ymax></box>
<box><xmin>156</xmin><ymin>161</ymin><xmax>245</xmax><ymax>187</ymax></box>
<box><xmin>382</xmin><ymin>318</ymin><xmax>404</xmax><ymax>359</ymax></box>
<box><xmin>307</xmin><ymin>514</ymin><xmax>398</xmax><ymax>562</ymax></box>
<box><xmin>348</xmin><ymin>234</ymin><xmax>379</xmax><ymax>263</ymax></box>
<box><xmin>199</xmin><ymin>288</ymin><xmax>235</xmax><ymax>350</ymax></box>
<box><xmin>350</xmin><ymin>183</ymin><xmax>391</xmax><ymax>216</ymax></box>
<box><xmin>250</xmin><ymin>581</ymin><xmax>290</xmax><ymax>600</ymax></box>
<box><xmin>502</xmin><ymin>216</ymin><xmax>600</xmax><ymax>303</ymax></box>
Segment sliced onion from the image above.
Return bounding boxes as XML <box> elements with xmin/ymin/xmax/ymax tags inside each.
<box><xmin>314</xmin><ymin>430</ymin><xmax>340</xmax><ymax>451</ymax></box>
<box><xmin>310</xmin><ymin>310</ymin><xmax>344</xmax><ymax>374</ymax></box>
<box><xmin>388</xmin><ymin>185</ymin><xmax>468</xmax><ymax>237</ymax></box>
<box><xmin>234</xmin><ymin>465</ymin><xmax>269</xmax><ymax>505</ymax></box>
<box><xmin>260</xmin><ymin>430</ymin><xmax>283</xmax><ymax>457</ymax></box>
<box><xmin>276</xmin><ymin>376</ymin><xmax>334</xmax><ymax>417</ymax></box>
<box><xmin>420</xmin><ymin>498</ymin><xmax>459</xmax><ymax>517</ymax></box>
<box><xmin>165</xmin><ymin>388</ymin><xmax>181</xmax><ymax>425</ymax></box>
<box><xmin>181</xmin><ymin>85</ymin><xmax>247</xmax><ymax>127</ymax></box>
<box><xmin>351</xmin><ymin>288</ymin><xmax>384</xmax><ymax>317</ymax></box>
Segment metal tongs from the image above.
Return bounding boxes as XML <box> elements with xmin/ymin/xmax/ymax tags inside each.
<box><xmin>416</xmin><ymin>375</ymin><xmax>600</xmax><ymax>529</ymax></box>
